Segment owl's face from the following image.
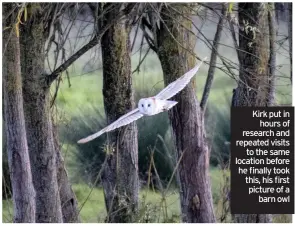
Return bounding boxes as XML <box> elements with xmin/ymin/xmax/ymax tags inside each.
<box><xmin>138</xmin><ymin>98</ymin><xmax>155</xmax><ymax>115</ymax></box>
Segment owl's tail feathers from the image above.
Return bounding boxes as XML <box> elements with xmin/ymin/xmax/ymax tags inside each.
<box><xmin>164</xmin><ymin>100</ymin><xmax>178</xmax><ymax>111</ymax></box>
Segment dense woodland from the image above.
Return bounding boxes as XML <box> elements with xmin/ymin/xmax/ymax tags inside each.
<box><xmin>2</xmin><ymin>2</ymin><xmax>293</xmax><ymax>223</ymax></box>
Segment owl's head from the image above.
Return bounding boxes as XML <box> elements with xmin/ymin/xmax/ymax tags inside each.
<box><xmin>138</xmin><ymin>98</ymin><xmax>155</xmax><ymax>115</ymax></box>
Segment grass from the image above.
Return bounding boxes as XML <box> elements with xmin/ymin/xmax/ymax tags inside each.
<box><xmin>4</xmin><ymin>167</ymin><xmax>291</xmax><ymax>223</ymax></box>
<box><xmin>2</xmin><ymin>167</ymin><xmax>227</xmax><ymax>223</ymax></box>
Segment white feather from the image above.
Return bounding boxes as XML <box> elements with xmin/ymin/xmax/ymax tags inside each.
<box><xmin>155</xmin><ymin>57</ymin><xmax>207</xmax><ymax>100</ymax></box>
<box><xmin>78</xmin><ymin>57</ymin><xmax>207</xmax><ymax>143</ymax></box>
<box><xmin>77</xmin><ymin>109</ymin><xmax>143</xmax><ymax>143</ymax></box>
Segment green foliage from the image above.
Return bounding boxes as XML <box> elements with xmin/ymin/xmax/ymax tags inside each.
<box><xmin>3</xmin><ymin>171</ymin><xmax>291</xmax><ymax>223</ymax></box>
<box><xmin>58</xmin><ymin>106</ymin><xmax>107</xmax><ymax>184</ymax></box>
<box><xmin>205</xmin><ymin>102</ymin><xmax>231</xmax><ymax>167</ymax></box>
<box><xmin>136</xmin><ymin>91</ymin><xmax>175</xmax><ymax>185</ymax></box>
<box><xmin>228</xmin><ymin>3</ymin><xmax>234</xmax><ymax>14</ymax></box>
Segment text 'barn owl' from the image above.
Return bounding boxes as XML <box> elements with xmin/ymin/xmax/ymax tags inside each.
<box><xmin>78</xmin><ymin>57</ymin><xmax>207</xmax><ymax>144</ymax></box>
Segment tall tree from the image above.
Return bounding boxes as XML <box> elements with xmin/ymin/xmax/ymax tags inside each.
<box><xmin>232</xmin><ymin>3</ymin><xmax>273</xmax><ymax>222</ymax></box>
<box><xmin>20</xmin><ymin>4</ymin><xmax>63</xmax><ymax>222</ymax></box>
<box><xmin>94</xmin><ymin>3</ymin><xmax>139</xmax><ymax>222</ymax></box>
<box><xmin>235</xmin><ymin>3</ymin><xmax>270</xmax><ymax>107</ymax></box>
<box><xmin>19</xmin><ymin>3</ymin><xmax>92</xmax><ymax>222</ymax></box>
<box><xmin>267</xmin><ymin>2</ymin><xmax>277</xmax><ymax>105</ymax></box>
<box><xmin>144</xmin><ymin>3</ymin><xmax>216</xmax><ymax>222</ymax></box>
<box><xmin>18</xmin><ymin>2</ymin><xmax>135</xmax><ymax>222</ymax></box>
<box><xmin>3</xmin><ymin>3</ymin><xmax>36</xmax><ymax>222</ymax></box>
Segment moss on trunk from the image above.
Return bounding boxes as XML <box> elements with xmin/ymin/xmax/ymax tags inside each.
<box><xmin>3</xmin><ymin>3</ymin><xmax>36</xmax><ymax>222</ymax></box>
<box><xmin>20</xmin><ymin>14</ymin><xmax>63</xmax><ymax>222</ymax></box>
<box><xmin>236</xmin><ymin>3</ymin><xmax>270</xmax><ymax>107</ymax></box>
<box><xmin>233</xmin><ymin>3</ymin><xmax>272</xmax><ymax>223</ymax></box>
<box><xmin>19</xmin><ymin>4</ymin><xmax>79</xmax><ymax>222</ymax></box>
<box><xmin>100</xmin><ymin>4</ymin><xmax>139</xmax><ymax>223</ymax></box>
<box><xmin>156</xmin><ymin>4</ymin><xmax>216</xmax><ymax>223</ymax></box>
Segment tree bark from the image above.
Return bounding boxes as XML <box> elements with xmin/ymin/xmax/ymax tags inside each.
<box><xmin>235</xmin><ymin>3</ymin><xmax>270</xmax><ymax>107</ymax></box>
<box><xmin>99</xmin><ymin>4</ymin><xmax>139</xmax><ymax>223</ymax></box>
<box><xmin>232</xmin><ymin>3</ymin><xmax>272</xmax><ymax>223</ymax></box>
<box><xmin>156</xmin><ymin>4</ymin><xmax>216</xmax><ymax>223</ymax></box>
<box><xmin>267</xmin><ymin>3</ymin><xmax>277</xmax><ymax>106</ymax></box>
<box><xmin>3</xmin><ymin>3</ymin><xmax>36</xmax><ymax>222</ymax></box>
<box><xmin>20</xmin><ymin>6</ymin><xmax>63</xmax><ymax>222</ymax></box>
<box><xmin>53</xmin><ymin>122</ymin><xmax>81</xmax><ymax>222</ymax></box>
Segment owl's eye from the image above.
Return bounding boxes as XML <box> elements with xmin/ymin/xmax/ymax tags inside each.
<box><xmin>141</xmin><ymin>104</ymin><xmax>144</xmax><ymax>107</ymax></box>
<box><xmin>148</xmin><ymin>104</ymin><xmax>151</xmax><ymax>107</ymax></box>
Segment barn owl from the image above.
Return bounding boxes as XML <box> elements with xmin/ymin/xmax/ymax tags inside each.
<box><xmin>78</xmin><ymin>57</ymin><xmax>207</xmax><ymax>144</ymax></box>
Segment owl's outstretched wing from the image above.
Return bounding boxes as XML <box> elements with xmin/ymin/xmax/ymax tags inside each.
<box><xmin>77</xmin><ymin>108</ymin><xmax>143</xmax><ymax>144</ymax></box>
<box><xmin>155</xmin><ymin>57</ymin><xmax>207</xmax><ymax>100</ymax></box>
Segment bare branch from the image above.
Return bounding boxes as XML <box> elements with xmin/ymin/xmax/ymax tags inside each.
<box><xmin>200</xmin><ymin>4</ymin><xmax>226</xmax><ymax>111</ymax></box>
<box><xmin>147</xmin><ymin>3</ymin><xmax>163</xmax><ymax>49</ymax></box>
<box><xmin>165</xmin><ymin>6</ymin><xmax>237</xmax><ymax>77</ymax></box>
<box><xmin>141</xmin><ymin>14</ymin><xmax>153</xmax><ymax>30</ymax></box>
<box><xmin>227</xmin><ymin>17</ymin><xmax>241</xmax><ymax>62</ymax></box>
<box><xmin>132</xmin><ymin>47</ymin><xmax>150</xmax><ymax>74</ymax></box>
<box><xmin>46</xmin><ymin>4</ymin><xmax>136</xmax><ymax>86</ymax></box>
<box><xmin>131</xmin><ymin>21</ymin><xmax>140</xmax><ymax>52</ymax></box>
<box><xmin>141</xmin><ymin>16</ymin><xmax>157</xmax><ymax>52</ymax></box>
<box><xmin>267</xmin><ymin>3</ymin><xmax>277</xmax><ymax>106</ymax></box>
<box><xmin>50</xmin><ymin>77</ymin><xmax>62</xmax><ymax>108</ymax></box>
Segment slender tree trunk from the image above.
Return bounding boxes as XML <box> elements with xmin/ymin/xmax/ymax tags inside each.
<box><xmin>200</xmin><ymin>4</ymin><xmax>226</xmax><ymax>110</ymax></box>
<box><xmin>52</xmin><ymin>122</ymin><xmax>81</xmax><ymax>222</ymax></box>
<box><xmin>156</xmin><ymin>4</ymin><xmax>215</xmax><ymax>223</ymax></box>
<box><xmin>20</xmin><ymin>8</ymin><xmax>63</xmax><ymax>222</ymax></box>
<box><xmin>3</xmin><ymin>3</ymin><xmax>36</xmax><ymax>222</ymax></box>
<box><xmin>274</xmin><ymin>3</ymin><xmax>280</xmax><ymax>26</ymax></box>
<box><xmin>99</xmin><ymin>4</ymin><xmax>139</xmax><ymax>223</ymax></box>
<box><xmin>233</xmin><ymin>3</ymin><xmax>272</xmax><ymax>222</ymax></box>
<box><xmin>267</xmin><ymin>3</ymin><xmax>277</xmax><ymax>106</ymax></box>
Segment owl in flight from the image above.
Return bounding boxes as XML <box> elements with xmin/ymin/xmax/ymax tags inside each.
<box><xmin>78</xmin><ymin>57</ymin><xmax>207</xmax><ymax>144</ymax></box>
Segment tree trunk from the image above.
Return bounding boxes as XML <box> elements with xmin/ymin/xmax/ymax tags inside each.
<box><xmin>3</xmin><ymin>3</ymin><xmax>36</xmax><ymax>222</ymax></box>
<box><xmin>53</xmin><ymin>122</ymin><xmax>81</xmax><ymax>222</ymax></box>
<box><xmin>20</xmin><ymin>7</ymin><xmax>63</xmax><ymax>222</ymax></box>
<box><xmin>100</xmin><ymin>4</ymin><xmax>139</xmax><ymax>223</ymax></box>
<box><xmin>267</xmin><ymin>3</ymin><xmax>277</xmax><ymax>106</ymax></box>
<box><xmin>232</xmin><ymin>3</ymin><xmax>272</xmax><ymax>223</ymax></box>
<box><xmin>235</xmin><ymin>3</ymin><xmax>270</xmax><ymax>107</ymax></box>
<box><xmin>156</xmin><ymin>4</ymin><xmax>216</xmax><ymax>223</ymax></box>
